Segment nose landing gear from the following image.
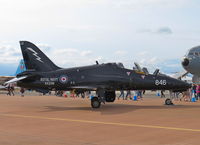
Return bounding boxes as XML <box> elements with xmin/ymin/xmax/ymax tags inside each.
<box><xmin>165</xmin><ymin>98</ymin><xmax>174</xmax><ymax>105</ymax></box>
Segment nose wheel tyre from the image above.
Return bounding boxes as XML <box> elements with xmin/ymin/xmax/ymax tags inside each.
<box><xmin>91</xmin><ymin>97</ymin><xmax>101</xmax><ymax>108</ymax></box>
<box><xmin>165</xmin><ymin>98</ymin><xmax>173</xmax><ymax>105</ymax></box>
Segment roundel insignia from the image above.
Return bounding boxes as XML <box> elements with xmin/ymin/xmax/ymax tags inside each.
<box><xmin>59</xmin><ymin>75</ymin><xmax>68</xmax><ymax>84</ymax></box>
<box><xmin>20</xmin><ymin>65</ymin><xmax>24</xmax><ymax>70</ymax></box>
<box><xmin>127</xmin><ymin>72</ymin><xmax>131</xmax><ymax>76</ymax></box>
<box><xmin>141</xmin><ymin>75</ymin><xmax>145</xmax><ymax>79</ymax></box>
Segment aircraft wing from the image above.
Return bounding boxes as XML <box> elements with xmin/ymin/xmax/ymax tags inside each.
<box><xmin>4</xmin><ymin>76</ymin><xmax>28</xmax><ymax>84</ymax></box>
<box><xmin>69</xmin><ymin>85</ymin><xmax>109</xmax><ymax>90</ymax></box>
<box><xmin>70</xmin><ymin>86</ymin><xmax>96</xmax><ymax>89</ymax></box>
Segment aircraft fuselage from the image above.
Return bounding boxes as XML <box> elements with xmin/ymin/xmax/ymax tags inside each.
<box><xmin>17</xmin><ymin>63</ymin><xmax>190</xmax><ymax>92</ymax></box>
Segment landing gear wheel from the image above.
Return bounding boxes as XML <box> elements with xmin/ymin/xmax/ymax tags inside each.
<box><xmin>165</xmin><ymin>98</ymin><xmax>173</xmax><ymax>105</ymax></box>
<box><xmin>91</xmin><ymin>97</ymin><xmax>101</xmax><ymax>108</ymax></box>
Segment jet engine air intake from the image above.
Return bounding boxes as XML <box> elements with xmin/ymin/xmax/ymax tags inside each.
<box><xmin>182</xmin><ymin>58</ymin><xmax>189</xmax><ymax>66</ymax></box>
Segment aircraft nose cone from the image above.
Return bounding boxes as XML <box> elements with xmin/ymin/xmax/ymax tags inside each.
<box><xmin>182</xmin><ymin>81</ymin><xmax>191</xmax><ymax>88</ymax></box>
<box><xmin>177</xmin><ymin>80</ymin><xmax>191</xmax><ymax>91</ymax></box>
<box><xmin>182</xmin><ymin>58</ymin><xmax>189</xmax><ymax>66</ymax></box>
<box><xmin>169</xmin><ymin>77</ymin><xmax>191</xmax><ymax>92</ymax></box>
<box><xmin>187</xmin><ymin>83</ymin><xmax>192</xmax><ymax>88</ymax></box>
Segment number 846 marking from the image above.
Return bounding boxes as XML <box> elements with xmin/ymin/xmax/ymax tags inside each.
<box><xmin>155</xmin><ymin>80</ymin><xmax>167</xmax><ymax>86</ymax></box>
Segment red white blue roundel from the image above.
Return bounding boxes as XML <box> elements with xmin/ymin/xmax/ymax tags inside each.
<box><xmin>59</xmin><ymin>75</ymin><xmax>68</xmax><ymax>84</ymax></box>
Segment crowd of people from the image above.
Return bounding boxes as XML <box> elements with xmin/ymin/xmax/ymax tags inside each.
<box><xmin>56</xmin><ymin>86</ymin><xmax>200</xmax><ymax>102</ymax></box>
<box><xmin>54</xmin><ymin>90</ymin><xmax>145</xmax><ymax>101</ymax></box>
<box><xmin>6</xmin><ymin>83</ymin><xmax>25</xmax><ymax>97</ymax></box>
<box><xmin>118</xmin><ymin>90</ymin><xmax>144</xmax><ymax>100</ymax></box>
<box><xmin>158</xmin><ymin>84</ymin><xmax>200</xmax><ymax>102</ymax></box>
<box><xmin>118</xmin><ymin>88</ymin><xmax>200</xmax><ymax>102</ymax></box>
<box><xmin>6</xmin><ymin>84</ymin><xmax>15</xmax><ymax>96</ymax></box>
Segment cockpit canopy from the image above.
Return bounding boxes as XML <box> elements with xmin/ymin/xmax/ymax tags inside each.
<box><xmin>104</xmin><ymin>62</ymin><xmax>125</xmax><ymax>69</ymax></box>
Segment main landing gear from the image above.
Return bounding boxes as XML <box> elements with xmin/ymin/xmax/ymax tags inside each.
<box><xmin>91</xmin><ymin>97</ymin><xmax>101</xmax><ymax>108</ymax></box>
<box><xmin>165</xmin><ymin>98</ymin><xmax>174</xmax><ymax>105</ymax></box>
<box><xmin>91</xmin><ymin>90</ymin><xmax>116</xmax><ymax>108</ymax></box>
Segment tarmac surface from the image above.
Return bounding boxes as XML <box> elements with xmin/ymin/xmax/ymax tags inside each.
<box><xmin>0</xmin><ymin>93</ymin><xmax>200</xmax><ymax>145</ymax></box>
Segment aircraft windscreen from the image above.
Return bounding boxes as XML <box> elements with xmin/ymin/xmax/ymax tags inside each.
<box><xmin>188</xmin><ymin>52</ymin><xmax>200</xmax><ymax>56</ymax></box>
<box><xmin>195</xmin><ymin>52</ymin><xmax>199</xmax><ymax>56</ymax></box>
<box><xmin>187</xmin><ymin>46</ymin><xmax>200</xmax><ymax>56</ymax></box>
<box><xmin>189</xmin><ymin>52</ymin><xmax>194</xmax><ymax>56</ymax></box>
<box><xmin>105</xmin><ymin>62</ymin><xmax>125</xmax><ymax>69</ymax></box>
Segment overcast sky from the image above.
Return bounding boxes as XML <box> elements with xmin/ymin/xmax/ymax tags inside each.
<box><xmin>0</xmin><ymin>0</ymin><xmax>200</xmax><ymax>75</ymax></box>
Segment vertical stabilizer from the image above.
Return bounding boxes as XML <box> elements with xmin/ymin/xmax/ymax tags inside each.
<box><xmin>20</xmin><ymin>41</ymin><xmax>60</xmax><ymax>72</ymax></box>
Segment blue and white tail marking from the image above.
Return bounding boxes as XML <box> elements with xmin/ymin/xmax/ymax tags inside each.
<box><xmin>15</xmin><ymin>59</ymin><xmax>26</xmax><ymax>75</ymax></box>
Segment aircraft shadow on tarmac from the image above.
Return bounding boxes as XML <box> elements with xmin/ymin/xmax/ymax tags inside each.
<box><xmin>42</xmin><ymin>104</ymin><xmax>200</xmax><ymax>115</ymax></box>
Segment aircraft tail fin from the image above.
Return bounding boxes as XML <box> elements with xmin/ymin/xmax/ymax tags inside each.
<box><xmin>20</xmin><ymin>41</ymin><xmax>60</xmax><ymax>72</ymax></box>
<box><xmin>15</xmin><ymin>59</ymin><xmax>26</xmax><ymax>75</ymax></box>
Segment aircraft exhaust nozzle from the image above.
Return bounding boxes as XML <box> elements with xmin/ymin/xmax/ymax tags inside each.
<box><xmin>182</xmin><ymin>58</ymin><xmax>189</xmax><ymax>66</ymax></box>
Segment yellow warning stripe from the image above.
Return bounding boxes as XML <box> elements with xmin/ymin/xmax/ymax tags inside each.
<box><xmin>1</xmin><ymin>114</ymin><xmax>200</xmax><ymax>132</ymax></box>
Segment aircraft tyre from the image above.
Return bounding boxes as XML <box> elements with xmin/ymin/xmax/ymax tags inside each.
<box><xmin>165</xmin><ymin>98</ymin><xmax>173</xmax><ymax>105</ymax></box>
<box><xmin>91</xmin><ymin>97</ymin><xmax>101</xmax><ymax>108</ymax></box>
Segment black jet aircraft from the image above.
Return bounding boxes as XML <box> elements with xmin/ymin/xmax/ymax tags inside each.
<box><xmin>6</xmin><ymin>41</ymin><xmax>191</xmax><ymax>108</ymax></box>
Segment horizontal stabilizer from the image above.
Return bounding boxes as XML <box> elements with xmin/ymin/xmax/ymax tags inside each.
<box><xmin>4</xmin><ymin>76</ymin><xmax>28</xmax><ymax>84</ymax></box>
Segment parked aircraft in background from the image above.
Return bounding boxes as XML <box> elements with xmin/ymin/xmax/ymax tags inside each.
<box><xmin>182</xmin><ymin>46</ymin><xmax>200</xmax><ymax>84</ymax></box>
<box><xmin>0</xmin><ymin>60</ymin><xmax>26</xmax><ymax>89</ymax></box>
<box><xmin>15</xmin><ymin>59</ymin><xmax>26</xmax><ymax>76</ymax></box>
<box><xmin>6</xmin><ymin>41</ymin><xmax>191</xmax><ymax>108</ymax></box>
